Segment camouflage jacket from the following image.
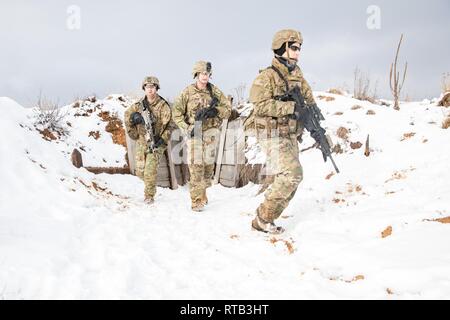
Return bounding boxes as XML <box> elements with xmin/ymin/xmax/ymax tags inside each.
<box><xmin>124</xmin><ymin>95</ymin><xmax>172</xmax><ymax>145</ymax></box>
<box><xmin>246</xmin><ymin>57</ymin><xmax>316</xmax><ymax>136</ymax></box>
<box><xmin>172</xmin><ymin>83</ymin><xmax>231</xmax><ymax>132</ymax></box>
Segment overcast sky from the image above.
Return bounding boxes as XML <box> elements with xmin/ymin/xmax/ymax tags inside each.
<box><xmin>1</xmin><ymin>0</ymin><xmax>449</xmax><ymax>107</ymax></box>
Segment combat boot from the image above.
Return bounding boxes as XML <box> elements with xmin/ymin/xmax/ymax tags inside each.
<box><xmin>201</xmin><ymin>190</ymin><xmax>208</xmax><ymax>206</ymax></box>
<box><xmin>144</xmin><ymin>196</ymin><xmax>154</xmax><ymax>205</ymax></box>
<box><xmin>251</xmin><ymin>216</ymin><xmax>285</xmax><ymax>235</ymax></box>
<box><xmin>191</xmin><ymin>199</ymin><xmax>204</xmax><ymax>212</ymax></box>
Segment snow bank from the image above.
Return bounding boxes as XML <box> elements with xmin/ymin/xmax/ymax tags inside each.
<box><xmin>0</xmin><ymin>94</ymin><xmax>449</xmax><ymax>299</ymax></box>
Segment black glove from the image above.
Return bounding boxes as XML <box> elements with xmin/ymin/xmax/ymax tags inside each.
<box><xmin>277</xmin><ymin>94</ymin><xmax>295</xmax><ymax>102</ymax></box>
<box><xmin>194</xmin><ymin>107</ymin><xmax>218</xmax><ymax>121</ymax></box>
<box><xmin>203</xmin><ymin>107</ymin><xmax>218</xmax><ymax>119</ymax></box>
<box><xmin>154</xmin><ymin>135</ymin><xmax>166</xmax><ymax>148</ymax></box>
<box><xmin>130</xmin><ymin>112</ymin><xmax>144</xmax><ymax>125</ymax></box>
<box><xmin>194</xmin><ymin>108</ymin><xmax>207</xmax><ymax>121</ymax></box>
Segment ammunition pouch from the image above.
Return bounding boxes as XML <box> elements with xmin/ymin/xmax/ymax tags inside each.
<box><xmin>254</xmin><ymin>116</ymin><xmax>298</xmax><ymax>138</ymax></box>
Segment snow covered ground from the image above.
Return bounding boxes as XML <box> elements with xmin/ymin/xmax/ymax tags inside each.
<box><xmin>0</xmin><ymin>93</ymin><xmax>449</xmax><ymax>299</ymax></box>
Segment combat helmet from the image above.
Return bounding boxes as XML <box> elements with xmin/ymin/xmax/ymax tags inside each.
<box><xmin>142</xmin><ymin>76</ymin><xmax>160</xmax><ymax>90</ymax></box>
<box><xmin>271</xmin><ymin>29</ymin><xmax>303</xmax><ymax>51</ymax></box>
<box><xmin>192</xmin><ymin>61</ymin><xmax>212</xmax><ymax>78</ymax></box>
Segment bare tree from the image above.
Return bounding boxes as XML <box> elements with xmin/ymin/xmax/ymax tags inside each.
<box><xmin>389</xmin><ymin>34</ymin><xmax>408</xmax><ymax>110</ymax></box>
<box><xmin>232</xmin><ymin>83</ymin><xmax>247</xmax><ymax>107</ymax></box>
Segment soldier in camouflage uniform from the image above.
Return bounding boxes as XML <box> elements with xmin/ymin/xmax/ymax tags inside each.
<box><xmin>246</xmin><ymin>29</ymin><xmax>317</xmax><ymax>234</ymax></box>
<box><xmin>124</xmin><ymin>76</ymin><xmax>172</xmax><ymax>204</ymax></box>
<box><xmin>173</xmin><ymin>61</ymin><xmax>231</xmax><ymax>211</ymax></box>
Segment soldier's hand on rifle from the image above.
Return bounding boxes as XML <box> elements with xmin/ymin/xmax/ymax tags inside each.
<box><xmin>194</xmin><ymin>109</ymin><xmax>207</xmax><ymax>121</ymax></box>
<box><xmin>203</xmin><ymin>107</ymin><xmax>218</xmax><ymax>119</ymax></box>
<box><xmin>290</xmin><ymin>102</ymin><xmax>307</xmax><ymax>121</ymax></box>
<box><xmin>130</xmin><ymin>112</ymin><xmax>144</xmax><ymax>126</ymax></box>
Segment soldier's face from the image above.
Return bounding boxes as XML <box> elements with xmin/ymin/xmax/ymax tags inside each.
<box><xmin>197</xmin><ymin>71</ymin><xmax>211</xmax><ymax>85</ymax></box>
<box><xmin>144</xmin><ymin>84</ymin><xmax>157</xmax><ymax>96</ymax></box>
<box><xmin>287</xmin><ymin>42</ymin><xmax>301</xmax><ymax>62</ymax></box>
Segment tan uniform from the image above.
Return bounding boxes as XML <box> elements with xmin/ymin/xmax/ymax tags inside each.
<box><xmin>124</xmin><ymin>96</ymin><xmax>172</xmax><ymax>200</ymax></box>
<box><xmin>247</xmin><ymin>57</ymin><xmax>316</xmax><ymax>223</ymax></box>
<box><xmin>172</xmin><ymin>83</ymin><xmax>231</xmax><ymax>208</ymax></box>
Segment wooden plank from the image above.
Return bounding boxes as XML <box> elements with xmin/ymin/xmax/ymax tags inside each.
<box><xmin>84</xmin><ymin>167</ymin><xmax>130</xmax><ymax>175</ymax></box>
<box><xmin>213</xmin><ymin>119</ymin><xmax>229</xmax><ymax>184</ymax></box>
<box><xmin>219</xmin><ymin>165</ymin><xmax>236</xmax><ymax>187</ymax></box>
<box><xmin>166</xmin><ymin>139</ymin><xmax>178</xmax><ymax>190</ymax></box>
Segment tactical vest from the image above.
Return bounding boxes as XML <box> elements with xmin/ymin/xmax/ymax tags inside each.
<box><xmin>245</xmin><ymin>66</ymin><xmax>301</xmax><ymax>139</ymax></box>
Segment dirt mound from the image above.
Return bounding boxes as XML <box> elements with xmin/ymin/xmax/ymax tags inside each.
<box><xmin>97</xmin><ymin>111</ymin><xmax>127</xmax><ymax>148</ymax></box>
<box><xmin>38</xmin><ymin>128</ymin><xmax>57</xmax><ymax>141</ymax></box>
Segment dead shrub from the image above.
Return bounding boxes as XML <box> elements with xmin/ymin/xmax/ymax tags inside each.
<box><xmin>33</xmin><ymin>92</ymin><xmax>68</xmax><ymax>138</ymax></box>
<box><xmin>353</xmin><ymin>66</ymin><xmax>378</xmax><ymax>103</ymax></box>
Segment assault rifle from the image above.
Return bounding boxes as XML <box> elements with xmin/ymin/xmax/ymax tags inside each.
<box><xmin>277</xmin><ymin>86</ymin><xmax>340</xmax><ymax>173</ymax></box>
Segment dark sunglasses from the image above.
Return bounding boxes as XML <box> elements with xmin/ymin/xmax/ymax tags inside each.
<box><xmin>289</xmin><ymin>45</ymin><xmax>301</xmax><ymax>52</ymax></box>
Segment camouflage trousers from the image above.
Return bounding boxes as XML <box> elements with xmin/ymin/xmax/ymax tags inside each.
<box><xmin>257</xmin><ymin>135</ymin><xmax>303</xmax><ymax>223</ymax></box>
<box><xmin>186</xmin><ymin>129</ymin><xmax>219</xmax><ymax>204</ymax></box>
<box><xmin>135</xmin><ymin>143</ymin><xmax>166</xmax><ymax>199</ymax></box>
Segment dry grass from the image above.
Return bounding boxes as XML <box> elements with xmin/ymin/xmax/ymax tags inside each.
<box><xmin>327</xmin><ymin>88</ymin><xmax>344</xmax><ymax>95</ymax></box>
<box><xmin>366</xmin><ymin>110</ymin><xmax>376</xmax><ymax>115</ymax></box>
<box><xmin>317</xmin><ymin>95</ymin><xmax>335</xmax><ymax>102</ymax></box>
<box><xmin>353</xmin><ymin>67</ymin><xmax>378</xmax><ymax>102</ymax></box>
<box><xmin>351</xmin><ymin>105</ymin><xmax>363</xmax><ymax>110</ymax></box>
